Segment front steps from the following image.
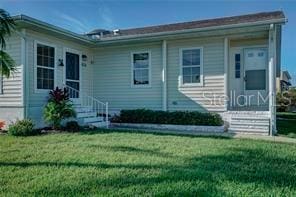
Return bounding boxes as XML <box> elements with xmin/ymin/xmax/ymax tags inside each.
<box><xmin>72</xmin><ymin>100</ymin><xmax>109</xmax><ymax>128</ymax></box>
<box><xmin>226</xmin><ymin>111</ymin><xmax>270</xmax><ymax>135</ymax></box>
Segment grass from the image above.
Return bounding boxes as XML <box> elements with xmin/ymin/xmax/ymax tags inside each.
<box><xmin>0</xmin><ymin>130</ymin><xmax>296</xmax><ymax>196</ymax></box>
<box><xmin>277</xmin><ymin>112</ymin><xmax>296</xmax><ymax>138</ymax></box>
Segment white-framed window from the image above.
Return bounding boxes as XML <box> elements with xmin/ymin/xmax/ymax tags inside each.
<box><xmin>35</xmin><ymin>42</ymin><xmax>55</xmax><ymax>91</ymax></box>
<box><xmin>180</xmin><ymin>47</ymin><xmax>203</xmax><ymax>86</ymax></box>
<box><xmin>131</xmin><ymin>51</ymin><xmax>151</xmax><ymax>87</ymax></box>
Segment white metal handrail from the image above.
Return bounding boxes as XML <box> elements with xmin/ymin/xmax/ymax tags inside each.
<box><xmin>63</xmin><ymin>83</ymin><xmax>109</xmax><ymax>128</ymax></box>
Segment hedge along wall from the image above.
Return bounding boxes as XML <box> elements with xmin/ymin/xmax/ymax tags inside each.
<box><xmin>113</xmin><ymin>109</ymin><xmax>224</xmax><ymax>126</ymax></box>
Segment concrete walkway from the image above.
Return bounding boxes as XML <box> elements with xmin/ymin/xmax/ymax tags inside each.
<box><xmin>111</xmin><ymin>126</ymin><xmax>296</xmax><ymax>144</ymax></box>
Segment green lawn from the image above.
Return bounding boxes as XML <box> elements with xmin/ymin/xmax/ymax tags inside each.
<box><xmin>0</xmin><ymin>130</ymin><xmax>296</xmax><ymax>196</ymax></box>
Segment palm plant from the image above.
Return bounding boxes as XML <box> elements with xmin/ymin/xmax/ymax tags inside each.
<box><xmin>0</xmin><ymin>9</ymin><xmax>16</xmax><ymax>78</ymax></box>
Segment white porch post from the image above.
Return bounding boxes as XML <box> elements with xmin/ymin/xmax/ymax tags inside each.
<box><xmin>268</xmin><ymin>24</ymin><xmax>276</xmax><ymax>136</ymax></box>
<box><xmin>162</xmin><ymin>40</ymin><xmax>167</xmax><ymax>111</ymax></box>
<box><xmin>224</xmin><ymin>37</ymin><xmax>229</xmax><ymax>111</ymax></box>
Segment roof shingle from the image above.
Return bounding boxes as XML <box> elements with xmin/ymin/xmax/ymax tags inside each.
<box><xmin>98</xmin><ymin>11</ymin><xmax>285</xmax><ymax>38</ymax></box>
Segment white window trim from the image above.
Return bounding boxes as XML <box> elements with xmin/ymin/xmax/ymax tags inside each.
<box><xmin>34</xmin><ymin>40</ymin><xmax>57</xmax><ymax>93</ymax></box>
<box><xmin>130</xmin><ymin>51</ymin><xmax>152</xmax><ymax>88</ymax></box>
<box><xmin>179</xmin><ymin>47</ymin><xmax>204</xmax><ymax>87</ymax></box>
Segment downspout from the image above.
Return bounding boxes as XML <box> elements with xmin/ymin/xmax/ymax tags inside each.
<box><xmin>268</xmin><ymin>24</ymin><xmax>275</xmax><ymax>136</ymax></box>
<box><xmin>162</xmin><ymin>40</ymin><xmax>167</xmax><ymax>111</ymax></box>
<box><xmin>224</xmin><ymin>37</ymin><xmax>229</xmax><ymax>111</ymax></box>
<box><xmin>19</xmin><ymin>29</ymin><xmax>28</xmax><ymax>119</ymax></box>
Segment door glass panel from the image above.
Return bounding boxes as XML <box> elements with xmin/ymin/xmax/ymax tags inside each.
<box><xmin>66</xmin><ymin>52</ymin><xmax>80</xmax><ymax>98</ymax></box>
<box><xmin>245</xmin><ymin>70</ymin><xmax>266</xmax><ymax>90</ymax></box>
<box><xmin>66</xmin><ymin>52</ymin><xmax>79</xmax><ymax>80</ymax></box>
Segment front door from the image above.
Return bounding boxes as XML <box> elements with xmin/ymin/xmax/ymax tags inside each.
<box><xmin>65</xmin><ymin>51</ymin><xmax>80</xmax><ymax>99</ymax></box>
<box><xmin>244</xmin><ymin>48</ymin><xmax>268</xmax><ymax>106</ymax></box>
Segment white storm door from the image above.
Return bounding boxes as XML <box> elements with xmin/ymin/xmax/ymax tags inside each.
<box><xmin>244</xmin><ymin>48</ymin><xmax>268</xmax><ymax>106</ymax></box>
<box><xmin>65</xmin><ymin>51</ymin><xmax>80</xmax><ymax>99</ymax></box>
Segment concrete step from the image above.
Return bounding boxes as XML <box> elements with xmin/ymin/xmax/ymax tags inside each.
<box><xmin>230</xmin><ymin>124</ymin><xmax>269</xmax><ymax>131</ymax></box>
<box><xmin>71</xmin><ymin>99</ymin><xmax>81</xmax><ymax>105</ymax></box>
<box><xmin>228</xmin><ymin>128</ymin><xmax>269</xmax><ymax>135</ymax></box>
<box><xmin>231</xmin><ymin>116</ymin><xmax>270</xmax><ymax>121</ymax></box>
<box><xmin>75</xmin><ymin>106</ymin><xmax>93</xmax><ymax>113</ymax></box>
<box><xmin>83</xmin><ymin>116</ymin><xmax>104</xmax><ymax>123</ymax></box>
<box><xmin>76</xmin><ymin>111</ymin><xmax>97</xmax><ymax>118</ymax></box>
<box><xmin>230</xmin><ymin>120</ymin><xmax>269</xmax><ymax>126</ymax></box>
<box><xmin>227</xmin><ymin>111</ymin><xmax>270</xmax><ymax>115</ymax></box>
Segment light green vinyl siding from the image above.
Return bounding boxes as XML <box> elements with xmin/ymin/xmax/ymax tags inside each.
<box><xmin>93</xmin><ymin>43</ymin><xmax>163</xmax><ymax>113</ymax></box>
<box><xmin>0</xmin><ymin>33</ymin><xmax>23</xmax><ymax>106</ymax></box>
<box><xmin>25</xmin><ymin>30</ymin><xmax>94</xmax><ymax>127</ymax></box>
<box><xmin>167</xmin><ymin>37</ymin><xmax>225</xmax><ymax>112</ymax></box>
<box><xmin>93</xmin><ymin>37</ymin><xmax>226</xmax><ymax>113</ymax></box>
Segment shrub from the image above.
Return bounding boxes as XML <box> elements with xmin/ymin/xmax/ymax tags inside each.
<box><xmin>277</xmin><ymin>112</ymin><xmax>296</xmax><ymax>120</ymax></box>
<box><xmin>277</xmin><ymin>92</ymin><xmax>290</xmax><ymax>112</ymax></box>
<box><xmin>8</xmin><ymin>119</ymin><xmax>38</xmax><ymax>136</ymax></box>
<box><xmin>44</xmin><ymin>87</ymin><xmax>76</xmax><ymax>129</ymax></box>
<box><xmin>113</xmin><ymin>109</ymin><xmax>223</xmax><ymax>126</ymax></box>
<box><xmin>0</xmin><ymin>120</ymin><xmax>5</xmax><ymax>130</ymax></box>
<box><xmin>65</xmin><ymin>121</ymin><xmax>81</xmax><ymax>132</ymax></box>
<box><xmin>49</xmin><ymin>87</ymin><xmax>70</xmax><ymax>103</ymax></box>
<box><xmin>44</xmin><ymin>100</ymin><xmax>76</xmax><ymax>130</ymax></box>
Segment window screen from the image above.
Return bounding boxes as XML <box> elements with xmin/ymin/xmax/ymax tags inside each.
<box><xmin>245</xmin><ymin>70</ymin><xmax>266</xmax><ymax>90</ymax></box>
<box><xmin>132</xmin><ymin>52</ymin><xmax>150</xmax><ymax>85</ymax></box>
<box><xmin>182</xmin><ymin>48</ymin><xmax>202</xmax><ymax>84</ymax></box>
<box><xmin>36</xmin><ymin>43</ymin><xmax>55</xmax><ymax>90</ymax></box>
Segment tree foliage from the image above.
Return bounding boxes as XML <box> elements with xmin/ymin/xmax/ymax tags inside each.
<box><xmin>0</xmin><ymin>9</ymin><xmax>16</xmax><ymax>78</ymax></box>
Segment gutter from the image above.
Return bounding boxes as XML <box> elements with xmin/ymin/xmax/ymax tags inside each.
<box><xmin>13</xmin><ymin>15</ymin><xmax>95</xmax><ymax>45</ymax></box>
<box><xmin>16</xmin><ymin>29</ymin><xmax>28</xmax><ymax>119</ymax></box>
<box><xmin>13</xmin><ymin>14</ymin><xmax>287</xmax><ymax>46</ymax></box>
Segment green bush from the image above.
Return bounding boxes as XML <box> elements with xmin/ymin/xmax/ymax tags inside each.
<box><xmin>277</xmin><ymin>112</ymin><xmax>296</xmax><ymax>120</ymax></box>
<box><xmin>65</xmin><ymin>121</ymin><xmax>81</xmax><ymax>132</ymax></box>
<box><xmin>113</xmin><ymin>109</ymin><xmax>223</xmax><ymax>126</ymax></box>
<box><xmin>8</xmin><ymin>119</ymin><xmax>38</xmax><ymax>136</ymax></box>
<box><xmin>43</xmin><ymin>87</ymin><xmax>76</xmax><ymax>129</ymax></box>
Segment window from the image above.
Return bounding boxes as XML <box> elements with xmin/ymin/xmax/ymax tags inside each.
<box><xmin>36</xmin><ymin>43</ymin><xmax>55</xmax><ymax>90</ymax></box>
<box><xmin>181</xmin><ymin>48</ymin><xmax>202</xmax><ymax>85</ymax></box>
<box><xmin>245</xmin><ymin>70</ymin><xmax>266</xmax><ymax>90</ymax></box>
<box><xmin>258</xmin><ymin>52</ymin><xmax>264</xmax><ymax>57</ymax></box>
<box><xmin>132</xmin><ymin>52</ymin><xmax>150</xmax><ymax>86</ymax></box>
<box><xmin>235</xmin><ymin>54</ymin><xmax>241</xmax><ymax>78</ymax></box>
<box><xmin>248</xmin><ymin>53</ymin><xmax>254</xmax><ymax>57</ymax></box>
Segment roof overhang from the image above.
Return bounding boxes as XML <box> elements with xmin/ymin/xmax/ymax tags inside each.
<box><xmin>283</xmin><ymin>70</ymin><xmax>292</xmax><ymax>80</ymax></box>
<box><xmin>13</xmin><ymin>15</ymin><xmax>96</xmax><ymax>46</ymax></box>
<box><xmin>13</xmin><ymin>14</ymin><xmax>287</xmax><ymax>47</ymax></box>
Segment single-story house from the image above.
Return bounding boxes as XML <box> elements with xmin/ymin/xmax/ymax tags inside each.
<box><xmin>276</xmin><ymin>70</ymin><xmax>292</xmax><ymax>92</ymax></box>
<box><xmin>0</xmin><ymin>11</ymin><xmax>286</xmax><ymax>135</ymax></box>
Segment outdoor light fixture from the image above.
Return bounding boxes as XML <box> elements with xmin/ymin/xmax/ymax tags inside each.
<box><xmin>82</xmin><ymin>54</ymin><xmax>87</xmax><ymax>62</ymax></box>
<box><xmin>58</xmin><ymin>59</ymin><xmax>64</xmax><ymax>67</ymax></box>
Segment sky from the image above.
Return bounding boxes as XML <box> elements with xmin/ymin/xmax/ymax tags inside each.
<box><xmin>1</xmin><ymin>0</ymin><xmax>296</xmax><ymax>84</ymax></box>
